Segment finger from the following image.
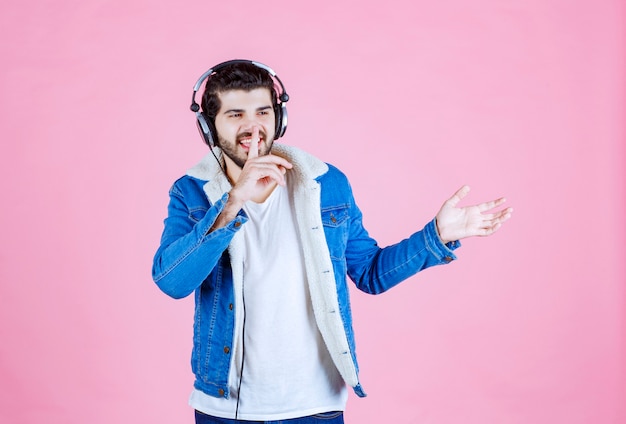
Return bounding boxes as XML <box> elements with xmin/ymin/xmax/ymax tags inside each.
<box><xmin>248</xmin><ymin>126</ymin><xmax>260</xmax><ymax>159</ymax></box>
<box><xmin>262</xmin><ymin>167</ymin><xmax>288</xmax><ymax>186</ymax></box>
<box><xmin>496</xmin><ymin>207</ymin><xmax>513</xmax><ymax>223</ymax></box>
<box><xmin>477</xmin><ymin>197</ymin><xmax>507</xmax><ymax>213</ymax></box>
<box><xmin>244</xmin><ymin>162</ymin><xmax>289</xmax><ymax>186</ymax></box>
<box><xmin>483</xmin><ymin>222</ymin><xmax>502</xmax><ymax>235</ymax></box>
<box><xmin>254</xmin><ymin>154</ymin><xmax>293</xmax><ymax>169</ymax></box>
<box><xmin>446</xmin><ymin>185</ymin><xmax>470</xmax><ymax>207</ymax></box>
<box><xmin>494</xmin><ymin>207</ymin><xmax>513</xmax><ymax>218</ymax></box>
<box><xmin>479</xmin><ymin>207</ymin><xmax>512</xmax><ymax>224</ymax></box>
<box><xmin>480</xmin><ymin>208</ymin><xmax>513</xmax><ymax>233</ymax></box>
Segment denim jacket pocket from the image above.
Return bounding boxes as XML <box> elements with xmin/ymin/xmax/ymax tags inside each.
<box><xmin>321</xmin><ymin>205</ymin><xmax>350</xmax><ymax>261</ymax></box>
<box><xmin>321</xmin><ymin>205</ymin><xmax>349</xmax><ymax>227</ymax></box>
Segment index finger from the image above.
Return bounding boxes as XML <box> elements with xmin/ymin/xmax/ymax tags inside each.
<box><xmin>247</xmin><ymin>126</ymin><xmax>259</xmax><ymax>159</ymax></box>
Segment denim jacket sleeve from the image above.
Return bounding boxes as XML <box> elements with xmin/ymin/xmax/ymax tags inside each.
<box><xmin>152</xmin><ymin>178</ymin><xmax>247</xmax><ymax>299</ymax></box>
<box><xmin>346</xmin><ymin>212</ymin><xmax>460</xmax><ymax>294</ymax></box>
<box><xmin>340</xmin><ymin>179</ymin><xmax>460</xmax><ymax>295</ymax></box>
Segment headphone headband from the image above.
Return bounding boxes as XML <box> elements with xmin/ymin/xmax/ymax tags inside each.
<box><xmin>190</xmin><ymin>60</ymin><xmax>289</xmax><ymax>149</ymax></box>
<box><xmin>191</xmin><ymin>60</ymin><xmax>288</xmax><ymax>98</ymax></box>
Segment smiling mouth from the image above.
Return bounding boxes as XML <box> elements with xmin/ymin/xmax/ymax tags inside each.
<box><xmin>239</xmin><ymin>138</ymin><xmax>263</xmax><ymax>147</ymax></box>
<box><xmin>238</xmin><ymin>132</ymin><xmax>266</xmax><ymax>148</ymax></box>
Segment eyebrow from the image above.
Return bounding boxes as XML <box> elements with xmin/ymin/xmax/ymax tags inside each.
<box><xmin>222</xmin><ymin>105</ymin><xmax>273</xmax><ymax>114</ymax></box>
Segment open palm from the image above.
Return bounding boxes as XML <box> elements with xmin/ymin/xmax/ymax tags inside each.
<box><xmin>436</xmin><ymin>186</ymin><xmax>513</xmax><ymax>244</ymax></box>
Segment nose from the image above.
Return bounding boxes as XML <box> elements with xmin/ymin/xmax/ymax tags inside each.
<box><xmin>241</xmin><ymin>122</ymin><xmax>261</xmax><ymax>137</ymax></box>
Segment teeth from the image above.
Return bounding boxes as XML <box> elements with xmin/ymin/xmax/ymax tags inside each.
<box><xmin>240</xmin><ymin>139</ymin><xmax>262</xmax><ymax>146</ymax></box>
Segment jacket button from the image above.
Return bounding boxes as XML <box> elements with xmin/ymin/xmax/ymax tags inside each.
<box><xmin>229</xmin><ymin>303</ymin><xmax>233</xmax><ymax>311</ymax></box>
<box><xmin>218</xmin><ymin>389</ymin><xmax>225</xmax><ymax>397</ymax></box>
<box><xmin>444</xmin><ymin>256</ymin><xmax>453</xmax><ymax>263</ymax></box>
<box><xmin>234</xmin><ymin>221</ymin><xmax>241</xmax><ymax>228</ymax></box>
<box><xmin>224</xmin><ymin>346</ymin><xmax>230</xmax><ymax>354</ymax></box>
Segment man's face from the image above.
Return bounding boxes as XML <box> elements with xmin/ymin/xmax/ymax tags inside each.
<box><xmin>214</xmin><ymin>88</ymin><xmax>276</xmax><ymax>170</ymax></box>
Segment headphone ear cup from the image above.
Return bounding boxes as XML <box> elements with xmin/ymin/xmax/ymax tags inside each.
<box><xmin>196</xmin><ymin>112</ymin><xmax>218</xmax><ymax>147</ymax></box>
<box><xmin>274</xmin><ymin>103</ymin><xmax>288</xmax><ymax>140</ymax></box>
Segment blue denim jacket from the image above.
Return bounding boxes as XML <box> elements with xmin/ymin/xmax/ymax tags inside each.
<box><xmin>152</xmin><ymin>145</ymin><xmax>459</xmax><ymax>399</ymax></box>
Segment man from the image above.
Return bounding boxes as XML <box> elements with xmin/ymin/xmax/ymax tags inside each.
<box><xmin>152</xmin><ymin>60</ymin><xmax>512</xmax><ymax>423</ymax></box>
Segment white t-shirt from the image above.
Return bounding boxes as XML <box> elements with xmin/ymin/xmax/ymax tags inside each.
<box><xmin>189</xmin><ymin>182</ymin><xmax>348</xmax><ymax>420</ymax></box>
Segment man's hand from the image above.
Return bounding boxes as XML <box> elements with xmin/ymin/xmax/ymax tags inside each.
<box><xmin>435</xmin><ymin>185</ymin><xmax>513</xmax><ymax>244</ymax></box>
<box><xmin>209</xmin><ymin>127</ymin><xmax>293</xmax><ymax>233</ymax></box>
<box><xmin>229</xmin><ymin>126</ymin><xmax>293</xmax><ymax>206</ymax></box>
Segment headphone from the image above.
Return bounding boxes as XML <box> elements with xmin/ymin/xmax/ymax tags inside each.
<box><xmin>189</xmin><ymin>59</ymin><xmax>289</xmax><ymax>148</ymax></box>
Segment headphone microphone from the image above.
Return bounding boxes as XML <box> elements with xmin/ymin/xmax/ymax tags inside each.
<box><xmin>190</xmin><ymin>59</ymin><xmax>289</xmax><ymax>148</ymax></box>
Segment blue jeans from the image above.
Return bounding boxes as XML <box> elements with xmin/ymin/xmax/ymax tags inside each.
<box><xmin>194</xmin><ymin>410</ymin><xmax>344</xmax><ymax>424</ymax></box>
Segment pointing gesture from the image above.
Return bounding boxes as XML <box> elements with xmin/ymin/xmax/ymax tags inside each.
<box><xmin>435</xmin><ymin>185</ymin><xmax>513</xmax><ymax>244</ymax></box>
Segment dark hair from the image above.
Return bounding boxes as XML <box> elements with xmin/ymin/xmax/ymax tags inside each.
<box><xmin>201</xmin><ymin>62</ymin><xmax>278</xmax><ymax>120</ymax></box>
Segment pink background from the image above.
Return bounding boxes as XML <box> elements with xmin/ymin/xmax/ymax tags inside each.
<box><xmin>1</xmin><ymin>0</ymin><xmax>624</xmax><ymax>423</ymax></box>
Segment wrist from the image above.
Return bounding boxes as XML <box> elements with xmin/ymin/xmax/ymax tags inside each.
<box><xmin>226</xmin><ymin>188</ymin><xmax>246</xmax><ymax>210</ymax></box>
<box><xmin>435</xmin><ymin>217</ymin><xmax>451</xmax><ymax>245</ymax></box>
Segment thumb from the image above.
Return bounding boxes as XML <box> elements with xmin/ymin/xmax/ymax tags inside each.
<box><xmin>446</xmin><ymin>185</ymin><xmax>470</xmax><ymax>208</ymax></box>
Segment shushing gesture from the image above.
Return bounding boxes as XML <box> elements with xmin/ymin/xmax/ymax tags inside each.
<box><xmin>435</xmin><ymin>185</ymin><xmax>513</xmax><ymax>244</ymax></box>
<box><xmin>230</xmin><ymin>126</ymin><xmax>293</xmax><ymax>204</ymax></box>
<box><xmin>209</xmin><ymin>126</ymin><xmax>293</xmax><ymax>232</ymax></box>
